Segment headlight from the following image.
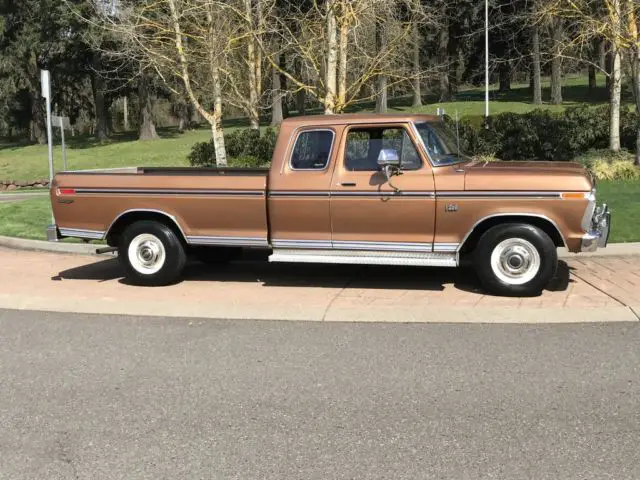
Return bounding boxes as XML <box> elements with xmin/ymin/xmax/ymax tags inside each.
<box><xmin>580</xmin><ymin>188</ymin><xmax>597</xmax><ymax>232</ymax></box>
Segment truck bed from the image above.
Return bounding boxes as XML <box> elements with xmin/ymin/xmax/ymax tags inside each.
<box><xmin>51</xmin><ymin>167</ymin><xmax>270</xmax><ymax>247</ymax></box>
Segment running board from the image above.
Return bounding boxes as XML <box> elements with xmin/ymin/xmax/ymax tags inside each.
<box><xmin>268</xmin><ymin>249</ymin><xmax>458</xmax><ymax>267</ymax></box>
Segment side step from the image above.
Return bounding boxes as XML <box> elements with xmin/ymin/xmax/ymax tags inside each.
<box><xmin>269</xmin><ymin>249</ymin><xmax>458</xmax><ymax>268</ymax></box>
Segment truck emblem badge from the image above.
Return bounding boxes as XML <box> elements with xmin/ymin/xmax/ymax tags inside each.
<box><xmin>445</xmin><ymin>204</ymin><xmax>458</xmax><ymax>212</ymax></box>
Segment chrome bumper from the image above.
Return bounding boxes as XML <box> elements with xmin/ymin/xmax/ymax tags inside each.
<box><xmin>581</xmin><ymin>204</ymin><xmax>611</xmax><ymax>252</ymax></box>
<box><xmin>46</xmin><ymin>224</ymin><xmax>60</xmax><ymax>242</ymax></box>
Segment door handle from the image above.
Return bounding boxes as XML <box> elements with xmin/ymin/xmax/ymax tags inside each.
<box><xmin>340</xmin><ymin>182</ymin><xmax>357</xmax><ymax>187</ymax></box>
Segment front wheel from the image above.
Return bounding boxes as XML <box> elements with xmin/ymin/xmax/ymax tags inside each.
<box><xmin>474</xmin><ymin>223</ymin><xmax>557</xmax><ymax>297</ymax></box>
<box><xmin>118</xmin><ymin>220</ymin><xmax>186</xmax><ymax>286</ymax></box>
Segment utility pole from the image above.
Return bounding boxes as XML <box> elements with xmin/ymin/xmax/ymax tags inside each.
<box><xmin>485</xmin><ymin>0</ymin><xmax>490</xmax><ymax>121</ymax></box>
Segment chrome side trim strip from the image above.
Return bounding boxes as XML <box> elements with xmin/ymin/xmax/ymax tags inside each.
<box><xmin>187</xmin><ymin>236</ymin><xmax>269</xmax><ymax>247</ymax></box>
<box><xmin>332</xmin><ymin>240</ymin><xmax>433</xmax><ymax>252</ymax></box>
<box><xmin>268</xmin><ymin>191</ymin><xmax>330</xmax><ymax>198</ymax></box>
<box><xmin>58</xmin><ymin>228</ymin><xmax>105</xmax><ymax>240</ymax></box>
<box><xmin>75</xmin><ymin>188</ymin><xmax>264</xmax><ymax>196</ymax></box>
<box><xmin>437</xmin><ymin>191</ymin><xmax>563</xmax><ymax>198</ymax></box>
<box><xmin>268</xmin><ymin>190</ymin><xmax>562</xmax><ymax>199</ymax></box>
<box><xmin>433</xmin><ymin>242</ymin><xmax>459</xmax><ymax>252</ymax></box>
<box><xmin>272</xmin><ymin>239</ymin><xmax>433</xmax><ymax>252</ymax></box>
<box><xmin>330</xmin><ymin>191</ymin><xmax>435</xmax><ymax>198</ymax></box>
<box><xmin>271</xmin><ymin>239</ymin><xmax>333</xmax><ymax>249</ymax></box>
<box><xmin>457</xmin><ymin>213</ymin><xmax>567</xmax><ymax>251</ymax></box>
<box><xmin>269</xmin><ymin>249</ymin><xmax>457</xmax><ymax>268</ymax></box>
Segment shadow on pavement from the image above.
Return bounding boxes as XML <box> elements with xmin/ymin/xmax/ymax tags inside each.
<box><xmin>53</xmin><ymin>256</ymin><xmax>571</xmax><ymax>294</ymax></box>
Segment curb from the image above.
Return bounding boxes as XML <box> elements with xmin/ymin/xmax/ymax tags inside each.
<box><xmin>0</xmin><ymin>236</ymin><xmax>103</xmax><ymax>255</ymax></box>
<box><xmin>2</xmin><ymin>235</ymin><xmax>640</xmax><ymax>257</ymax></box>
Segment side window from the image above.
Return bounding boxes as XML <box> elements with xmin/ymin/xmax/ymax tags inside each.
<box><xmin>344</xmin><ymin>127</ymin><xmax>421</xmax><ymax>171</ymax></box>
<box><xmin>290</xmin><ymin>130</ymin><xmax>334</xmax><ymax>170</ymax></box>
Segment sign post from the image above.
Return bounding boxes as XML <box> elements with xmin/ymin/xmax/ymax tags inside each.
<box><xmin>52</xmin><ymin>116</ymin><xmax>71</xmax><ymax>171</ymax></box>
<box><xmin>41</xmin><ymin>70</ymin><xmax>54</xmax><ymax>182</ymax></box>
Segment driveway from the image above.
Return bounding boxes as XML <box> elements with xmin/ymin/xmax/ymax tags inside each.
<box><xmin>0</xmin><ymin>248</ymin><xmax>638</xmax><ymax>323</ymax></box>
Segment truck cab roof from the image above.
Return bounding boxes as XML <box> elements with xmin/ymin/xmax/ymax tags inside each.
<box><xmin>281</xmin><ymin>113</ymin><xmax>441</xmax><ymax>128</ymax></box>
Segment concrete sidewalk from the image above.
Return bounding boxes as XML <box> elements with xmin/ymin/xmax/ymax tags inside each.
<box><xmin>0</xmin><ymin>248</ymin><xmax>638</xmax><ymax>323</ymax></box>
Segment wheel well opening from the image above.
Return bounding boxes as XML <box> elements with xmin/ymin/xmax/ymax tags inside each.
<box><xmin>106</xmin><ymin>211</ymin><xmax>186</xmax><ymax>247</ymax></box>
<box><xmin>460</xmin><ymin>216</ymin><xmax>565</xmax><ymax>254</ymax></box>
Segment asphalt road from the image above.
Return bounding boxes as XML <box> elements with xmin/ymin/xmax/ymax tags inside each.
<box><xmin>1</xmin><ymin>309</ymin><xmax>639</xmax><ymax>479</ymax></box>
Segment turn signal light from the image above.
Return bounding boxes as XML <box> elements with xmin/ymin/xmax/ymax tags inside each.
<box><xmin>57</xmin><ymin>188</ymin><xmax>76</xmax><ymax>196</ymax></box>
<box><xmin>560</xmin><ymin>192</ymin><xmax>587</xmax><ymax>200</ymax></box>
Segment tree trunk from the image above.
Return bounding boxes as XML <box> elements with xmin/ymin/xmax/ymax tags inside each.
<box><xmin>626</xmin><ymin>0</ymin><xmax>640</xmax><ymax>166</ymax></box>
<box><xmin>279</xmin><ymin>52</ymin><xmax>289</xmax><ymax>118</ymax></box>
<box><xmin>550</xmin><ymin>19</ymin><xmax>563</xmax><ymax>105</ymax></box>
<box><xmin>605</xmin><ymin>51</ymin><xmax>612</xmax><ymax>91</ymax></box>
<box><xmin>609</xmin><ymin>44</ymin><xmax>622</xmax><ymax>151</ymax></box>
<box><xmin>91</xmin><ymin>53</ymin><xmax>109</xmax><ymax>141</ymax></box>
<box><xmin>337</xmin><ymin>16</ymin><xmax>348</xmax><ymax>113</ymax></box>
<box><xmin>324</xmin><ymin>0</ymin><xmax>338</xmax><ymax>114</ymax></box>
<box><xmin>532</xmin><ymin>24</ymin><xmax>542</xmax><ymax>105</ymax></box>
<box><xmin>123</xmin><ymin>96</ymin><xmax>130</xmax><ymax>131</ymax></box>
<box><xmin>588</xmin><ymin>65</ymin><xmax>597</xmax><ymax>91</ymax></box>
<box><xmin>375</xmin><ymin>18</ymin><xmax>387</xmax><ymax>113</ymax></box>
<box><xmin>244</xmin><ymin>0</ymin><xmax>260</xmax><ymax>129</ymax></box>
<box><xmin>598</xmin><ymin>38</ymin><xmax>606</xmax><ymax>71</ymax></box>
<box><xmin>271</xmin><ymin>63</ymin><xmax>284</xmax><ymax>126</ymax></box>
<box><xmin>138</xmin><ymin>74</ymin><xmax>159</xmax><ymax>141</ymax></box>
<box><xmin>211</xmin><ymin>65</ymin><xmax>227</xmax><ymax>165</ymax></box>
<box><xmin>438</xmin><ymin>19</ymin><xmax>451</xmax><ymax>102</ymax></box>
<box><xmin>498</xmin><ymin>62</ymin><xmax>511</xmax><ymax>92</ymax></box>
<box><xmin>29</xmin><ymin>90</ymin><xmax>47</xmax><ymax>145</ymax></box>
<box><xmin>411</xmin><ymin>16</ymin><xmax>422</xmax><ymax>107</ymax></box>
<box><xmin>295</xmin><ymin>57</ymin><xmax>306</xmax><ymax>115</ymax></box>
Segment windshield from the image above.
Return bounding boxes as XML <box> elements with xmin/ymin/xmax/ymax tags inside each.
<box><xmin>414</xmin><ymin>121</ymin><xmax>466</xmax><ymax>166</ymax></box>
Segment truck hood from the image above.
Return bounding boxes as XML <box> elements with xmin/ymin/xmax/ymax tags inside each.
<box><xmin>462</xmin><ymin>160</ymin><xmax>593</xmax><ymax>192</ymax></box>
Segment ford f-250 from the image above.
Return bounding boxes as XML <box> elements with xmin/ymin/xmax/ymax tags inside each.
<box><xmin>48</xmin><ymin>114</ymin><xmax>611</xmax><ymax>296</ymax></box>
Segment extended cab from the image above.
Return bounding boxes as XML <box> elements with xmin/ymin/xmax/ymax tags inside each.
<box><xmin>48</xmin><ymin>114</ymin><xmax>611</xmax><ymax>296</ymax></box>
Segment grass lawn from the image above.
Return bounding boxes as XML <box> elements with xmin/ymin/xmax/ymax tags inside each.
<box><xmin>1</xmin><ymin>73</ymin><xmax>633</xmax><ymax>183</ymax></box>
<box><xmin>2</xmin><ymin>180</ymin><xmax>638</xmax><ymax>242</ymax></box>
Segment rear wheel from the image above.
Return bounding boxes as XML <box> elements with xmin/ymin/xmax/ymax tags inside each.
<box><xmin>474</xmin><ymin>223</ymin><xmax>557</xmax><ymax>297</ymax></box>
<box><xmin>118</xmin><ymin>220</ymin><xmax>186</xmax><ymax>286</ymax></box>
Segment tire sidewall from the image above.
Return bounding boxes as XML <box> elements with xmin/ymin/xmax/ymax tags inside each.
<box><xmin>119</xmin><ymin>221</ymin><xmax>186</xmax><ymax>286</ymax></box>
<box><xmin>475</xmin><ymin>223</ymin><xmax>557</xmax><ymax>297</ymax></box>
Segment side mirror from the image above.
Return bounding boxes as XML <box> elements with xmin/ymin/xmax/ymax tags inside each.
<box><xmin>376</xmin><ymin>149</ymin><xmax>402</xmax><ymax>193</ymax></box>
<box><xmin>377</xmin><ymin>149</ymin><xmax>401</xmax><ymax>168</ymax></box>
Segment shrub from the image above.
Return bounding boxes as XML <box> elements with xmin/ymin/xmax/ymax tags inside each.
<box><xmin>457</xmin><ymin>105</ymin><xmax>639</xmax><ymax>162</ymax></box>
<box><xmin>187</xmin><ymin>139</ymin><xmax>217</xmax><ymax>167</ymax></box>
<box><xmin>188</xmin><ymin>127</ymin><xmax>278</xmax><ymax>168</ymax></box>
<box><xmin>228</xmin><ymin>155</ymin><xmax>270</xmax><ymax>168</ymax></box>
<box><xmin>591</xmin><ymin>159</ymin><xmax>640</xmax><ymax>181</ymax></box>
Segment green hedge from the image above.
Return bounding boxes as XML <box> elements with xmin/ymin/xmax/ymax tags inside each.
<box><xmin>188</xmin><ymin>106</ymin><xmax>638</xmax><ymax>168</ymax></box>
<box><xmin>188</xmin><ymin>127</ymin><xmax>277</xmax><ymax>167</ymax></box>
<box><xmin>451</xmin><ymin>105</ymin><xmax>638</xmax><ymax>161</ymax></box>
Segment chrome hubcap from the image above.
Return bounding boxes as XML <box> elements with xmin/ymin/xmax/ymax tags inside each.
<box><xmin>490</xmin><ymin>238</ymin><xmax>541</xmax><ymax>285</ymax></box>
<box><xmin>128</xmin><ymin>234</ymin><xmax>166</xmax><ymax>275</ymax></box>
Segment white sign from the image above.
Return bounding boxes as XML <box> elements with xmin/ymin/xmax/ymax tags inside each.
<box><xmin>41</xmin><ymin>70</ymin><xmax>50</xmax><ymax>100</ymax></box>
<box><xmin>52</xmin><ymin>116</ymin><xmax>71</xmax><ymax>129</ymax></box>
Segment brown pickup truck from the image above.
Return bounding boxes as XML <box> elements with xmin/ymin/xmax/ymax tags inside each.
<box><xmin>48</xmin><ymin>114</ymin><xmax>610</xmax><ymax>296</ymax></box>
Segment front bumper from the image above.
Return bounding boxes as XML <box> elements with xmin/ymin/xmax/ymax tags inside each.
<box><xmin>581</xmin><ymin>204</ymin><xmax>611</xmax><ymax>252</ymax></box>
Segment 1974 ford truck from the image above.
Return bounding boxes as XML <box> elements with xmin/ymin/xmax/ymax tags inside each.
<box><xmin>48</xmin><ymin>114</ymin><xmax>611</xmax><ymax>296</ymax></box>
